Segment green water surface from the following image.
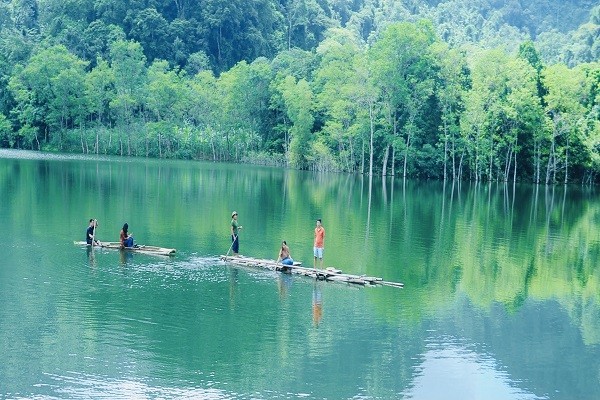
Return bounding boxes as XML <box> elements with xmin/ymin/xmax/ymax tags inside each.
<box><xmin>1</xmin><ymin>149</ymin><xmax>599</xmax><ymax>399</ymax></box>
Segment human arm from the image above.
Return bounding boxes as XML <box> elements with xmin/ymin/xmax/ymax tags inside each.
<box><xmin>277</xmin><ymin>246</ymin><xmax>286</xmax><ymax>262</ymax></box>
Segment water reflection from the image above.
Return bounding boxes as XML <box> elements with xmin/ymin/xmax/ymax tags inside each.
<box><xmin>277</xmin><ymin>272</ymin><xmax>293</xmax><ymax>299</ymax></box>
<box><xmin>2</xmin><ymin>151</ymin><xmax>600</xmax><ymax>399</ymax></box>
<box><xmin>45</xmin><ymin>372</ymin><xmax>233</xmax><ymax>399</ymax></box>
<box><xmin>312</xmin><ymin>283</ymin><xmax>323</xmax><ymax>327</ymax></box>
<box><xmin>229</xmin><ymin>268</ymin><xmax>238</xmax><ymax>309</ymax></box>
<box><xmin>86</xmin><ymin>246</ymin><xmax>97</xmax><ymax>271</ymax></box>
<box><xmin>404</xmin><ymin>343</ymin><xmax>543</xmax><ymax>400</ymax></box>
<box><xmin>119</xmin><ymin>249</ymin><xmax>134</xmax><ymax>265</ymax></box>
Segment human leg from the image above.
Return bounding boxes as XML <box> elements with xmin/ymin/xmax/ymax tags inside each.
<box><xmin>232</xmin><ymin>235</ymin><xmax>239</xmax><ymax>255</ymax></box>
<box><xmin>316</xmin><ymin>247</ymin><xmax>324</xmax><ymax>268</ymax></box>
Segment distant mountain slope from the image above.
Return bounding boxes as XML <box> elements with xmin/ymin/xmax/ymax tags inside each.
<box><xmin>0</xmin><ymin>0</ymin><xmax>597</xmax><ymax>73</ymax></box>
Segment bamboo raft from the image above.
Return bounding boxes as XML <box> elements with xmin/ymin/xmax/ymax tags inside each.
<box><xmin>74</xmin><ymin>241</ymin><xmax>176</xmax><ymax>256</ymax></box>
<box><xmin>220</xmin><ymin>255</ymin><xmax>404</xmax><ymax>288</ymax></box>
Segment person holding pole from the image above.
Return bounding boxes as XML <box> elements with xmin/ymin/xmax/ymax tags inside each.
<box><xmin>277</xmin><ymin>240</ymin><xmax>294</xmax><ymax>265</ymax></box>
<box><xmin>86</xmin><ymin>219</ymin><xmax>100</xmax><ymax>246</ymax></box>
<box><xmin>230</xmin><ymin>211</ymin><xmax>242</xmax><ymax>256</ymax></box>
<box><xmin>314</xmin><ymin>219</ymin><xmax>325</xmax><ymax>269</ymax></box>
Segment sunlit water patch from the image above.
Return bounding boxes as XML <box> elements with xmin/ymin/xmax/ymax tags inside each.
<box><xmin>403</xmin><ymin>338</ymin><xmax>546</xmax><ymax>400</ymax></box>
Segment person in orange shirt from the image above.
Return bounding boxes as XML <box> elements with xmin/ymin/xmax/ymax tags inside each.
<box><xmin>313</xmin><ymin>219</ymin><xmax>325</xmax><ymax>268</ymax></box>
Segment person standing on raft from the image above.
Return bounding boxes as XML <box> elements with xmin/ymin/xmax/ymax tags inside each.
<box><xmin>86</xmin><ymin>219</ymin><xmax>100</xmax><ymax>245</ymax></box>
<box><xmin>313</xmin><ymin>219</ymin><xmax>325</xmax><ymax>269</ymax></box>
<box><xmin>230</xmin><ymin>211</ymin><xmax>243</xmax><ymax>256</ymax></box>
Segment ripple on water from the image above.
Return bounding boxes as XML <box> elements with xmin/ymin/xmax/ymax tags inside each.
<box><xmin>43</xmin><ymin>371</ymin><xmax>234</xmax><ymax>400</ymax></box>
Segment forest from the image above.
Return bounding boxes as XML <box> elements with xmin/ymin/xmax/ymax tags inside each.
<box><xmin>1</xmin><ymin>0</ymin><xmax>600</xmax><ymax>183</ymax></box>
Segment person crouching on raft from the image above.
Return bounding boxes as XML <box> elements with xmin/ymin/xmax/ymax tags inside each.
<box><xmin>277</xmin><ymin>241</ymin><xmax>294</xmax><ymax>265</ymax></box>
<box><xmin>120</xmin><ymin>223</ymin><xmax>134</xmax><ymax>248</ymax></box>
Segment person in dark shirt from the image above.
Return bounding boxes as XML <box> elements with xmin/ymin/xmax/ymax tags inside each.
<box><xmin>86</xmin><ymin>219</ymin><xmax>99</xmax><ymax>245</ymax></box>
<box><xmin>230</xmin><ymin>211</ymin><xmax>242</xmax><ymax>256</ymax></box>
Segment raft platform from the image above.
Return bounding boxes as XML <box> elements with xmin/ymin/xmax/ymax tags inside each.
<box><xmin>220</xmin><ymin>255</ymin><xmax>404</xmax><ymax>288</ymax></box>
<box><xmin>74</xmin><ymin>241</ymin><xmax>176</xmax><ymax>256</ymax></box>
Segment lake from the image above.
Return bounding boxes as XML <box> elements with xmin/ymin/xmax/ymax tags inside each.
<box><xmin>1</xmin><ymin>149</ymin><xmax>599</xmax><ymax>399</ymax></box>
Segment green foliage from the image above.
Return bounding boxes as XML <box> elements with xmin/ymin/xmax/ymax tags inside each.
<box><xmin>542</xmin><ymin>63</ymin><xmax>593</xmax><ymax>184</ymax></box>
<box><xmin>369</xmin><ymin>21</ymin><xmax>438</xmax><ymax>177</ymax></box>
<box><xmin>277</xmin><ymin>75</ymin><xmax>314</xmax><ymax>168</ymax></box>
<box><xmin>129</xmin><ymin>8</ymin><xmax>171</xmax><ymax>63</ymax></box>
<box><xmin>86</xmin><ymin>57</ymin><xmax>115</xmax><ymax>128</ymax></box>
<box><xmin>80</xmin><ymin>21</ymin><xmax>126</xmax><ymax>66</ymax></box>
<box><xmin>109</xmin><ymin>40</ymin><xmax>146</xmax><ymax>123</ymax></box>
<box><xmin>8</xmin><ymin>45</ymin><xmax>88</xmax><ymax>149</ymax></box>
<box><xmin>313</xmin><ymin>28</ymin><xmax>363</xmax><ymax>171</ymax></box>
<box><xmin>0</xmin><ymin>113</ymin><xmax>14</xmax><ymax>147</ymax></box>
<box><xmin>1</xmin><ymin>0</ymin><xmax>597</xmax><ymax>75</ymax></box>
<box><xmin>2</xmin><ymin>2</ymin><xmax>600</xmax><ymax>182</ymax></box>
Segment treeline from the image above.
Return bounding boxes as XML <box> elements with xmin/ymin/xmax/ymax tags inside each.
<box><xmin>1</xmin><ymin>0</ymin><xmax>598</xmax><ymax>73</ymax></box>
<box><xmin>0</xmin><ymin>1</ymin><xmax>599</xmax><ymax>182</ymax></box>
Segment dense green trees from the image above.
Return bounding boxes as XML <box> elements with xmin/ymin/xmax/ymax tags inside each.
<box><xmin>0</xmin><ymin>1</ymin><xmax>599</xmax><ymax>183</ymax></box>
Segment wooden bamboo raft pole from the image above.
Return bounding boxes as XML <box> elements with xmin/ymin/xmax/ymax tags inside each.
<box><xmin>220</xmin><ymin>255</ymin><xmax>404</xmax><ymax>288</ymax></box>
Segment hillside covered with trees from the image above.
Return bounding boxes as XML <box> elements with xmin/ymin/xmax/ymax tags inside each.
<box><xmin>1</xmin><ymin>0</ymin><xmax>599</xmax><ymax>183</ymax></box>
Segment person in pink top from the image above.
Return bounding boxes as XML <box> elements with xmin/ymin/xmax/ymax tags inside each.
<box><xmin>313</xmin><ymin>219</ymin><xmax>325</xmax><ymax>268</ymax></box>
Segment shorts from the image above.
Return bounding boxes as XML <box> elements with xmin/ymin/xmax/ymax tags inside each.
<box><xmin>313</xmin><ymin>247</ymin><xmax>323</xmax><ymax>259</ymax></box>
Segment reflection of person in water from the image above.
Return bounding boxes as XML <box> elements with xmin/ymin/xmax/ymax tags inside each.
<box><xmin>312</xmin><ymin>283</ymin><xmax>323</xmax><ymax>327</ymax></box>
<box><xmin>119</xmin><ymin>248</ymin><xmax>133</xmax><ymax>265</ymax></box>
<box><xmin>229</xmin><ymin>268</ymin><xmax>239</xmax><ymax>308</ymax></box>
<box><xmin>86</xmin><ymin>245</ymin><xmax>97</xmax><ymax>270</ymax></box>
<box><xmin>277</xmin><ymin>273</ymin><xmax>293</xmax><ymax>298</ymax></box>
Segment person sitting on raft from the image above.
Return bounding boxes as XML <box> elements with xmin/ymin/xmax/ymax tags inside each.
<box><xmin>120</xmin><ymin>223</ymin><xmax>134</xmax><ymax>248</ymax></box>
<box><xmin>277</xmin><ymin>241</ymin><xmax>294</xmax><ymax>265</ymax></box>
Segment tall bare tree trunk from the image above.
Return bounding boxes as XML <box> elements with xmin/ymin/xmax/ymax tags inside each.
<box><xmin>564</xmin><ymin>135</ymin><xmax>569</xmax><ymax>184</ymax></box>
<box><xmin>403</xmin><ymin>134</ymin><xmax>411</xmax><ymax>179</ymax></box>
<box><xmin>513</xmin><ymin>149</ymin><xmax>517</xmax><ymax>184</ymax></box>
<box><xmin>546</xmin><ymin>137</ymin><xmax>555</xmax><ymax>184</ymax></box>
<box><xmin>369</xmin><ymin>101</ymin><xmax>374</xmax><ymax>177</ymax></box>
<box><xmin>443</xmin><ymin>125</ymin><xmax>448</xmax><ymax>182</ymax></box>
<box><xmin>382</xmin><ymin>145</ymin><xmax>389</xmax><ymax>176</ymax></box>
<box><xmin>452</xmin><ymin>134</ymin><xmax>456</xmax><ymax>180</ymax></box>
<box><xmin>391</xmin><ymin>146</ymin><xmax>396</xmax><ymax>177</ymax></box>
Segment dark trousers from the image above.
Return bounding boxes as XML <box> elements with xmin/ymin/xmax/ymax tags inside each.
<box><xmin>231</xmin><ymin>235</ymin><xmax>239</xmax><ymax>253</ymax></box>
